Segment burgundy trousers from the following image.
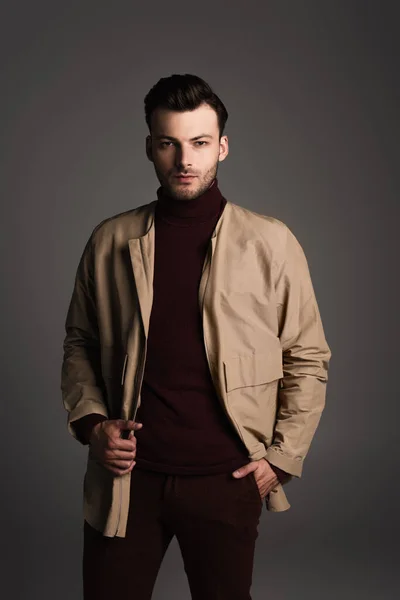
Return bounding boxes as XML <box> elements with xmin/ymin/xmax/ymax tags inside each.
<box><xmin>83</xmin><ymin>465</ymin><xmax>263</xmax><ymax>599</ymax></box>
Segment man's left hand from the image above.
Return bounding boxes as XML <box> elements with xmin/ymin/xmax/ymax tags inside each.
<box><xmin>232</xmin><ymin>458</ymin><xmax>290</xmax><ymax>499</ymax></box>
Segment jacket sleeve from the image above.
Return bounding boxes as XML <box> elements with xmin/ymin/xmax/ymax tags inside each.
<box><xmin>264</xmin><ymin>225</ymin><xmax>332</xmax><ymax>477</ymax></box>
<box><xmin>61</xmin><ymin>225</ymin><xmax>109</xmax><ymax>443</ymax></box>
<box><xmin>72</xmin><ymin>413</ymin><xmax>108</xmax><ymax>445</ymax></box>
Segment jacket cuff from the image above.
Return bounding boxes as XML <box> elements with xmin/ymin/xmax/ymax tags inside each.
<box><xmin>72</xmin><ymin>414</ymin><xmax>108</xmax><ymax>445</ymax></box>
<box><xmin>265</xmin><ymin>446</ymin><xmax>304</xmax><ymax>478</ymax></box>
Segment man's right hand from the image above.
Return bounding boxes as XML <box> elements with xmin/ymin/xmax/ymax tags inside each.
<box><xmin>88</xmin><ymin>419</ymin><xmax>143</xmax><ymax>476</ymax></box>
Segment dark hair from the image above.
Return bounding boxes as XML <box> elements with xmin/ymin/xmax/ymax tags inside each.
<box><xmin>144</xmin><ymin>74</ymin><xmax>228</xmax><ymax>138</ymax></box>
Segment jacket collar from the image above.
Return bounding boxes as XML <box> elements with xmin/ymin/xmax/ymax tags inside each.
<box><xmin>129</xmin><ymin>196</ymin><xmax>230</xmax><ymax>242</ymax></box>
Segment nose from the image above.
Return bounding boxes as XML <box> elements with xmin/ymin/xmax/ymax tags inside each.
<box><xmin>174</xmin><ymin>145</ymin><xmax>193</xmax><ymax>170</ymax></box>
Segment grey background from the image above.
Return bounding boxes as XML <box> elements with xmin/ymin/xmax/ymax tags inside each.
<box><xmin>1</xmin><ymin>1</ymin><xmax>398</xmax><ymax>598</ymax></box>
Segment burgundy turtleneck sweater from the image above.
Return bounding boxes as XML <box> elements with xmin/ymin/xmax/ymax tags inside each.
<box><xmin>72</xmin><ymin>178</ymin><xmax>250</xmax><ymax>475</ymax></box>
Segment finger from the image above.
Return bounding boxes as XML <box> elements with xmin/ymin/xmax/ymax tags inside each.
<box><xmin>232</xmin><ymin>463</ymin><xmax>256</xmax><ymax>478</ymax></box>
<box><xmin>265</xmin><ymin>481</ymin><xmax>278</xmax><ymax>495</ymax></box>
<box><xmin>116</xmin><ymin>462</ymin><xmax>135</xmax><ymax>476</ymax></box>
<box><xmin>107</xmin><ymin>431</ymin><xmax>137</xmax><ymax>448</ymax></box>
<box><xmin>113</xmin><ymin>461</ymin><xmax>136</xmax><ymax>476</ymax></box>
<box><xmin>233</xmin><ymin>468</ymin><xmax>245</xmax><ymax>478</ymax></box>
<box><xmin>106</xmin><ymin>458</ymin><xmax>135</xmax><ymax>470</ymax></box>
<box><xmin>119</xmin><ymin>420</ymin><xmax>143</xmax><ymax>431</ymax></box>
<box><xmin>107</xmin><ymin>439</ymin><xmax>136</xmax><ymax>455</ymax></box>
<box><xmin>104</xmin><ymin>461</ymin><xmax>136</xmax><ymax>477</ymax></box>
<box><xmin>106</xmin><ymin>449</ymin><xmax>136</xmax><ymax>461</ymax></box>
<box><xmin>109</xmin><ymin>437</ymin><xmax>137</xmax><ymax>453</ymax></box>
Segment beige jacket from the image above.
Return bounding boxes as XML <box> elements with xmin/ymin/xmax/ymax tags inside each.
<box><xmin>61</xmin><ymin>198</ymin><xmax>331</xmax><ymax>538</ymax></box>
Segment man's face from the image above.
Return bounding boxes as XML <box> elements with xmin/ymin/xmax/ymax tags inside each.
<box><xmin>146</xmin><ymin>103</ymin><xmax>229</xmax><ymax>201</ymax></box>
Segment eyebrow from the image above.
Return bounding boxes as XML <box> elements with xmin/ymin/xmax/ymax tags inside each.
<box><xmin>155</xmin><ymin>134</ymin><xmax>213</xmax><ymax>141</ymax></box>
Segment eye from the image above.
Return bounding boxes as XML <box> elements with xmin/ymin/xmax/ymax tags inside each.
<box><xmin>159</xmin><ymin>140</ymin><xmax>208</xmax><ymax>148</ymax></box>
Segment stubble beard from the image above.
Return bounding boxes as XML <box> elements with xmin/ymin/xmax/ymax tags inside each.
<box><xmin>157</xmin><ymin>163</ymin><xmax>219</xmax><ymax>202</ymax></box>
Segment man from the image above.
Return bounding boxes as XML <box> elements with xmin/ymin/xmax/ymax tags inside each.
<box><xmin>61</xmin><ymin>73</ymin><xmax>331</xmax><ymax>600</ymax></box>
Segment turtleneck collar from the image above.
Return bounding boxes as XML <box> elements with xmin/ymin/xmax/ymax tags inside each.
<box><xmin>155</xmin><ymin>178</ymin><xmax>225</xmax><ymax>226</ymax></box>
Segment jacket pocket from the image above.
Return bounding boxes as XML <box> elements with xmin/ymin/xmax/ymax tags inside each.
<box><xmin>249</xmin><ymin>471</ymin><xmax>263</xmax><ymax>503</ymax></box>
<box><xmin>223</xmin><ymin>350</ymin><xmax>283</xmax><ymax>393</ymax></box>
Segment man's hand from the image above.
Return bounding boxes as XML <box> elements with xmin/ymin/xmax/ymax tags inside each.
<box><xmin>88</xmin><ymin>419</ymin><xmax>143</xmax><ymax>476</ymax></box>
<box><xmin>232</xmin><ymin>458</ymin><xmax>291</xmax><ymax>499</ymax></box>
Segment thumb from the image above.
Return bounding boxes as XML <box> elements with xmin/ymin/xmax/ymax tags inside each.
<box><xmin>117</xmin><ymin>419</ymin><xmax>143</xmax><ymax>431</ymax></box>
<box><xmin>232</xmin><ymin>463</ymin><xmax>256</xmax><ymax>478</ymax></box>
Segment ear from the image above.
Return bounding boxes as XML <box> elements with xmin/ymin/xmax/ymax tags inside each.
<box><xmin>145</xmin><ymin>135</ymin><xmax>153</xmax><ymax>162</ymax></box>
<box><xmin>218</xmin><ymin>135</ymin><xmax>229</xmax><ymax>162</ymax></box>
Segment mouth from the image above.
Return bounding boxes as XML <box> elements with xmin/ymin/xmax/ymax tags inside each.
<box><xmin>174</xmin><ymin>175</ymin><xmax>196</xmax><ymax>183</ymax></box>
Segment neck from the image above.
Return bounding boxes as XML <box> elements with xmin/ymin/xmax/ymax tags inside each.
<box><xmin>156</xmin><ymin>178</ymin><xmax>225</xmax><ymax>225</ymax></box>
